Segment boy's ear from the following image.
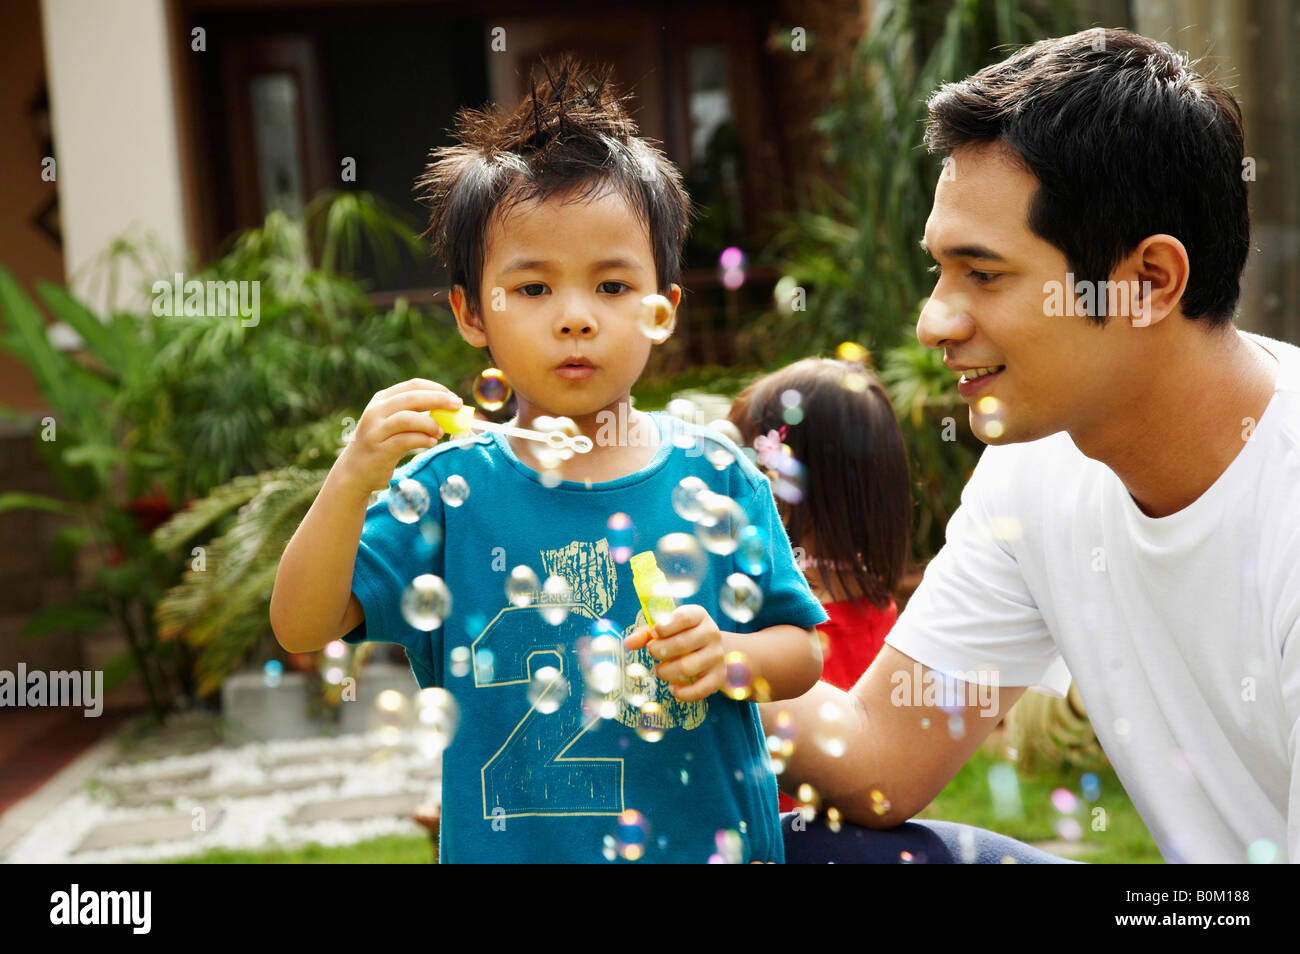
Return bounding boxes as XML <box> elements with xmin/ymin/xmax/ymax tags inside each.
<box><xmin>449</xmin><ymin>285</ymin><xmax>488</xmax><ymax>348</ymax></box>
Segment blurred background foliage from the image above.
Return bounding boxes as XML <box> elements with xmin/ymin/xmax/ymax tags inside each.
<box><xmin>0</xmin><ymin>0</ymin><xmax>1082</xmax><ymax>718</ymax></box>
<box><xmin>0</xmin><ymin>192</ymin><xmax>483</xmax><ymax>715</ymax></box>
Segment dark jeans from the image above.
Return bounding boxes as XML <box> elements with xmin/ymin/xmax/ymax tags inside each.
<box><xmin>781</xmin><ymin>812</ymin><xmax>1081</xmax><ymax>863</ymax></box>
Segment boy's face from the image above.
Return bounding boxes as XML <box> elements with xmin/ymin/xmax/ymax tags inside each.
<box><xmin>917</xmin><ymin>143</ymin><xmax>1143</xmax><ymax>446</ymax></box>
<box><xmin>450</xmin><ymin>187</ymin><xmax>680</xmax><ymax>427</ymax></box>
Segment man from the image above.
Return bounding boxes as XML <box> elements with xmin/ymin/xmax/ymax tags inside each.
<box><xmin>766</xmin><ymin>27</ymin><xmax>1300</xmax><ymax>864</ymax></box>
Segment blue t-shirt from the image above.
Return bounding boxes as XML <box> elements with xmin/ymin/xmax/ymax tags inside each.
<box><xmin>343</xmin><ymin>412</ymin><xmax>828</xmax><ymax>862</ymax></box>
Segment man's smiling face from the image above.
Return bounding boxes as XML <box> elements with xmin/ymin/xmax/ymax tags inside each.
<box><xmin>452</xmin><ymin>187</ymin><xmax>679</xmax><ymax>426</ymax></box>
<box><xmin>918</xmin><ymin>143</ymin><xmax>1132</xmax><ymax>445</ymax></box>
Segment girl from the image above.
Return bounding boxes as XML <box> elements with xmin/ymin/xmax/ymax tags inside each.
<box><xmin>727</xmin><ymin>357</ymin><xmax>912</xmax><ymax>695</ymax></box>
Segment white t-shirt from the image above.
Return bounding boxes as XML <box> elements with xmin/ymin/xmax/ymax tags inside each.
<box><xmin>886</xmin><ymin>330</ymin><xmax>1300</xmax><ymax>864</ymax></box>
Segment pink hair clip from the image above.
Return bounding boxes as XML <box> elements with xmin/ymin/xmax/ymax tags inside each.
<box><xmin>753</xmin><ymin>428</ymin><xmax>786</xmax><ymax>469</ymax></box>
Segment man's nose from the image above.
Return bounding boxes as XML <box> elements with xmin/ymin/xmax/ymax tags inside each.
<box><xmin>916</xmin><ymin>290</ymin><xmax>974</xmax><ymax>349</ymax></box>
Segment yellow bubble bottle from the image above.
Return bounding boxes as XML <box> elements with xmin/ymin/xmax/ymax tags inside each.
<box><xmin>630</xmin><ymin>551</ymin><xmax>677</xmax><ymax>636</ymax></box>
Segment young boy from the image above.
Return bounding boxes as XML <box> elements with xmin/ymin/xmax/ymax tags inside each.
<box><xmin>270</xmin><ymin>58</ymin><xmax>827</xmax><ymax>863</ymax></box>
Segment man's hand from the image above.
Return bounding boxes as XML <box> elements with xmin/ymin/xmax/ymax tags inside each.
<box><xmin>624</xmin><ymin>605</ymin><xmax>724</xmax><ymax>702</ymax></box>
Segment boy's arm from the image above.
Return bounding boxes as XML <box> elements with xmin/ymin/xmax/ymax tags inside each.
<box><xmin>269</xmin><ymin>463</ymin><xmax>372</xmax><ymax>654</ymax></box>
<box><xmin>624</xmin><ymin>608</ymin><xmax>822</xmax><ymax>703</ymax></box>
<box><xmin>720</xmin><ymin>624</ymin><xmax>821</xmax><ymax>701</ymax></box>
<box><xmin>270</xmin><ymin>378</ymin><xmax>461</xmax><ymax>654</ymax></box>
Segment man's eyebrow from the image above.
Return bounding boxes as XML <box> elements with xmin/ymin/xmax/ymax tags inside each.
<box><xmin>919</xmin><ymin>237</ymin><xmax>1007</xmax><ymax>262</ymax></box>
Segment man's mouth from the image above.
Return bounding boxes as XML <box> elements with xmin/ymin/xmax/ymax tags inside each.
<box><xmin>958</xmin><ymin>365</ymin><xmax>1004</xmax><ymax>384</ymax></box>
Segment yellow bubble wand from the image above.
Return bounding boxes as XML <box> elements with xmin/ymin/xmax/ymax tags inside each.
<box><xmin>431</xmin><ymin>405</ymin><xmax>594</xmax><ymax>454</ymax></box>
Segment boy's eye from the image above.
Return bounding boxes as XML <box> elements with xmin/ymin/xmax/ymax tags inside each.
<box><xmin>598</xmin><ymin>281</ymin><xmax>629</xmax><ymax>294</ymax></box>
<box><xmin>519</xmin><ymin>283</ymin><xmax>547</xmax><ymax>297</ymax></box>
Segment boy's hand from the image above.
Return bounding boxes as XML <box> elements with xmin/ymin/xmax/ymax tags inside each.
<box><xmin>624</xmin><ymin>605</ymin><xmax>725</xmax><ymax>702</ymax></box>
<box><xmin>338</xmin><ymin>379</ymin><xmax>463</xmax><ymax>495</ymax></box>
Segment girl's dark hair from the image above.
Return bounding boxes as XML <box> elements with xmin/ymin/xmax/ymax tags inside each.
<box><xmin>728</xmin><ymin>358</ymin><xmax>912</xmax><ymax>610</ymax></box>
<box><xmin>415</xmin><ymin>54</ymin><xmax>692</xmax><ymax>316</ymax></box>
<box><xmin>925</xmin><ymin>28</ymin><xmax>1249</xmax><ymax>325</ymax></box>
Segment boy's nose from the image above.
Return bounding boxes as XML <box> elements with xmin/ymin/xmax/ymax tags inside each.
<box><xmin>555</xmin><ymin>298</ymin><xmax>598</xmax><ymax>337</ymax></box>
<box><xmin>916</xmin><ymin>291</ymin><xmax>975</xmax><ymax>349</ymax></box>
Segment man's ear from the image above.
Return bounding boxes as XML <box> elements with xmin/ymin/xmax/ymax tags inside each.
<box><xmin>1121</xmin><ymin>234</ymin><xmax>1189</xmax><ymax>328</ymax></box>
<box><xmin>449</xmin><ymin>286</ymin><xmax>488</xmax><ymax>348</ymax></box>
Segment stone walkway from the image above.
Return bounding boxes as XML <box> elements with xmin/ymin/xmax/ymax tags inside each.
<box><xmin>0</xmin><ymin>709</ymin><xmax>441</xmax><ymax>864</ymax></box>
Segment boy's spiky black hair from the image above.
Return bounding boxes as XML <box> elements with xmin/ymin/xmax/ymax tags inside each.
<box><xmin>416</xmin><ymin>54</ymin><xmax>692</xmax><ymax>315</ymax></box>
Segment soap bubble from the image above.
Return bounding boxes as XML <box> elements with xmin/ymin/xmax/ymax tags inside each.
<box><xmin>324</xmin><ymin>640</ymin><xmax>347</xmax><ymax>659</ymax></box>
<box><xmin>417</xmin><ymin>516</ymin><xmax>443</xmax><ymax>548</ymax></box>
<box><xmin>694</xmin><ymin>493</ymin><xmax>748</xmax><ymax>555</ymax></box>
<box><xmin>527</xmin><ymin>665</ymin><xmax>568</xmax><ymax>714</ymax></box>
<box><xmin>638</xmin><ymin>294</ymin><xmax>674</xmax><ymax>343</ymax></box>
<box><xmin>987</xmin><ymin>762</ymin><xmax>1023</xmax><ymax>819</ymax></box>
<box><xmin>719</xmin><ymin>573</ymin><xmax>763</xmax><ymax>624</ymax></box>
<box><xmin>836</xmin><ymin>341</ymin><xmax>869</xmax><ymax>364</ymax></box>
<box><xmin>722</xmin><ymin>651</ymin><xmax>754</xmax><ymax>700</ymax></box>
<box><xmin>666</xmin><ymin>398</ymin><xmax>699</xmax><ymax>449</ymax></box>
<box><xmin>719</xmin><ymin>246</ymin><xmax>745</xmax><ymax>270</ymax></box>
<box><xmin>736</xmin><ymin>524</ymin><xmax>767</xmax><ymax>575</ymax></box>
<box><xmin>972</xmin><ymin>395</ymin><xmax>1007</xmax><ymax>441</ymax></box>
<box><xmin>387</xmin><ymin>478</ymin><xmax>429</xmax><ymax>524</ymax></box>
<box><xmin>957</xmin><ymin>827</ymin><xmax>977</xmax><ymax>863</ymax></box>
<box><xmin>655</xmin><ymin>533</ymin><xmax>708</xmax><ymax>599</ymax></box>
<box><xmin>372</xmin><ymin>688</ymin><xmax>410</xmax><ymax>743</ymax></box>
<box><xmin>634</xmin><ymin>701</ymin><xmax>667</xmax><ymax>742</ymax></box>
<box><xmin>624</xmin><ymin>662</ymin><xmax>655</xmax><ymax>709</ymax></box>
<box><xmin>401</xmin><ymin>574</ymin><xmax>452</xmax><ymax>631</ymax></box>
<box><xmin>780</xmin><ymin>389</ymin><xmax>802</xmax><ymax>409</ymax></box>
<box><xmin>540</xmin><ymin>575</ymin><xmax>573</xmax><ymax>625</ymax></box>
<box><xmin>671</xmin><ymin>476</ymin><xmax>709</xmax><ymax>522</ymax></box>
<box><xmin>607</xmin><ymin>512</ymin><xmax>635</xmax><ymax>563</ymax></box>
<box><xmin>713</xmin><ymin>828</ymin><xmax>744</xmax><ymax>864</ymax></box>
<box><xmin>262</xmin><ymin>660</ymin><xmax>282</xmax><ymax>688</ymax></box>
<box><xmin>439</xmin><ymin>474</ymin><xmax>470</xmax><ymax>508</ymax></box>
<box><xmin>449</xmin><ymin>646</ymin><xmax>471</xmax><ymax>678</ymax></box>
<box><xmin>703</xmin><ymin>420</ymin><xmax>743</xmax><ymax>470</ymax></box>
<box><xmin>869</xmin><ymin>789</ymin><xmax>891</xmax><ymax>815</ymax></box>
<box><xmin>1056</xmin><ymin>817</ymin><xmax>1083</xmax><ymax>842</ymax></box>
<box><xmin>766</xmin><ymin>709</ymin><xmax>796</xmax><ymax>774</ymax></box>
<box><xmin>812</xmin><ymin>699</ymin><xmax>850</xmax><ymax>758</ymax></box>
<box><xmin>615</xmin><ymin>809</ymin><xmax>650</xmax><ymax>860</ymax></box>
<box><xmin>582</xmin><ymin>628</ymin><xmax>623</xmax><ymax>700</ymax></box>
<box><xmin>473</xmin><ymin>367</ymin><xmax>512</xmax><ymax>411</ymax></box>
<box><xmin>1080</xmin><ymin>772</ymin><xmax>1101</xmax><ymax>802</ymax></box>
<box><xmin>414</xmin><ymin>687</ymin><xmax>460</xmax><ymax>755</ymax></box>
<box><xmin>1248</xmin><ymin>839</ymin><xmax>1279</xmax><ymax>863</ymax></box>
<box><xmin>474</xmin><ymin>648</ymin><xmax>495</xmax><ymax>683</ymax></box>
<box><xmin>841</xmin><ymin>371</ymin><xmax>869</xmax><ymax>392</ymax></box>
<box><xmin>504</xmin><ymin>565</ymin><xmax>539</xmax><ymax>607</ymax></box>
<box><xmin>1050</xmin><ymin>788</ymin><xmax>1078</xmax><ymax>814</ymax></box>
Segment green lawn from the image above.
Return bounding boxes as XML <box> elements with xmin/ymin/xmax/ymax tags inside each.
<box><xmin>168</xmin><ymin>738</ymin><xmax>1161</xmax><ymax>864</ymax></box>
<box><xmin>165</xmin><ymin>833</ymin><xmax>435</xmax><ymax>864</ymax></box>
<box><xmin>914</xmin><ymin>745</ymin><xmax>1164</xmax><ymax>864</ymax></box>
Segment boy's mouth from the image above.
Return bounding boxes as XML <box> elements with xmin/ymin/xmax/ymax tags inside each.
<box><xmin>556</xmin><ymin>356</ymin><xmax>595</xmax><ymax>380</ymax></box>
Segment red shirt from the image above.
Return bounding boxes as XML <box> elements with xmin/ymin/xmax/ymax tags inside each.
<box><xmin>778</xmin><ymin>596</ymin><xmax>897</xmax><ymax>813</ymax></box>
